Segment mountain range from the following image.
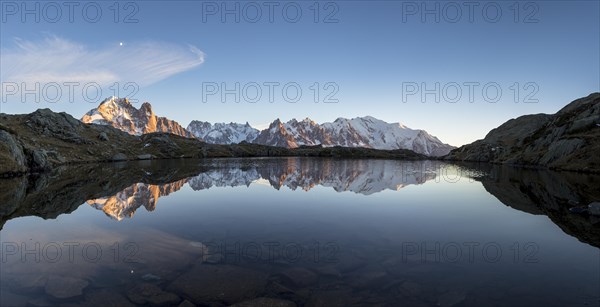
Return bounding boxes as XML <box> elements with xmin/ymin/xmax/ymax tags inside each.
<box><xmin>2</xmin><ymin>93</ymin><xmax>598</xmax><ymax>176</ymax></box>
<box><xmin>187</xmin><ymin>121</ymin><xmax>259</xmax><ymax>144</ymax></box>
<box><xmin>250</xmin><ymin>116</ymin><xmax>454</xmax><ymax>156</ymax></box>
<box><xmin>82</xmin><ymin>97</ymin><xmax>455</xmax><ymax>156</ymax></box>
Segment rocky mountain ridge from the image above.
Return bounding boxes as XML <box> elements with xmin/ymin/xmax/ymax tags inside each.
<box><xmin>187</xmin><ymin>121</ymin><xmax>259</xmax><ymax>144</ymax></box>
<box><xmin>206</xmin><ymin>116</ymin><xmax>455</xmax><ymax>156</ymax></box>
<box><xmin>444</xmin><ymin>92</ymin><xmax>600</xmax><ymax>173</ymax></box>
<box><xmin>80</xmin><ymin>97</ymin><xmax>455</xmax><ymax>156</ymax></box>
<box><xmin>81</xmin><ymin>96</ymin><xmax>192</xmax><ymax>138</ymax></box>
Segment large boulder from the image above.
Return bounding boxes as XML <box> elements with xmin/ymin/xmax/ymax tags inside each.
<box><xmin>31</xmin><ymin>149</ymin><xmax>50</xmax><ymax>170</ymax></box>
<box><xmin>0</xmin><ymin>129</ymin><xmax>27</xmax><ymax>174</ymax></box>
<box><xmin>111</xmin><ymin>153</ymin><xmax>128</xmax><ymax>161</ymax></box>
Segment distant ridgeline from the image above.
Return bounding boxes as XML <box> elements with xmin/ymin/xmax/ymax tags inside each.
<box><xmin>0</xmin><ymin>93</ymin><xmax>598</xmax><ymax>176</ymax></box>
<box><xmin>81</xmin><ymin>96</ymin><xmax>455</xmax><ymax>157</ymax></box>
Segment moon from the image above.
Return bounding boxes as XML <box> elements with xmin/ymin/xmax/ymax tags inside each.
<box><xmin>119</xmin><ymin>42</ymin><xmax>123</xmax><ymax>46</ymax></box>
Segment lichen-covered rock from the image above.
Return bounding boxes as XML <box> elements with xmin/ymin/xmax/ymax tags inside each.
<box><xmin>98</xmin><ymin>132</ymin><xmax>109</xmax><ymax>141</ymax></box>
<box><xmin>539</xmin><ymin>138</ymin><xmax>585</xmax><ymax>165</ymax></box>
<box><xmin>0</xmin><ymin>129</ymin><xmax>27</xmax><ymax>174</ymax></box>
<box><xmin>137</xmin><ymin>154</ymin><xmax>153</xmax><ymax>160</ymax></box>
<box><xmin>31</xmin><ymin>149</ymin><xmax>50</xmax><ymax>169</ymax></box>
<box><xmin>111</xmin><ymin>153</ymin><xmax>128</xmax><ymax>161</ymax></box>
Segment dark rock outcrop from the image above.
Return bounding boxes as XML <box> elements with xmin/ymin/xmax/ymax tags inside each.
<box><xmin>0</xmin><ymin>129</ymin><xmax>27</xmax><ymax>174</ymax></box>
<box><xmin>0</xmin><ymin>109</ymin><xmax>206</xmax><ymax>176</ymax></box>
<box><xmin>445</xmin><ymin>93</ymin><xmax>600</xmax><ymax>173</ymax></box>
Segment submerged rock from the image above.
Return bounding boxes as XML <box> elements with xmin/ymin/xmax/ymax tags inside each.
<box><xmin>83</xmin><ymin>288</ymin><xmax>135</xmax><ymax>307</ymax></box>
<box><xmin>26</xmin><ymin>298</ymin><xmax>53</xmax><ymax>307</ymax></box>
<box><xmin>178</xmin><ymin>300</ymin><xmax>196</xmax><ymax>307</ymax></box>
<box><xmin>167</xmin><ymin>264</ymin><xmax>267</xmax><ymax>305</ymax></box>
<box><xmin>127</xmin><ymin>283</ymin><xmax>180</xmax><ymax>306</ymax></box>
<box><xmin>0</xmin><ymin>288</ymin><xmax>29</xmax><ymax>307</ymax></box>
<box><xmin>437</xmin><ymin>291</ymin><xmax>466</xmax><ymax>307</ymax></box>
<box><xmin>334</xmin><ymin>254</ymin><xmax>368</xmax><ymax>273</ymax></box>
<box><xmin>280</xmin><ymin>267</ymin><xmax>318</xmax><ymax>287</ymax></box>
<box><xmin>44</xmin><ymin>275</ymin><xmax>89</xmax><ymax>299</ymax></box>
<box><xmin>203</xmin><ymin>253</ymin><xmax>224</xmax><ymax>264</ymax></box>
<box><xmin>348</xmin><ymin>269</ymin><xmax>388</xmax><ymax>288</ymax></box>
<box><xmin>305</xmin><ymin>289</ymin><xmax>357</xmax><ymax>307</ymax></box>
<box><xmin>141</xmin><ymin>273</ymin><xmax>162</xmax><ymax>282</ymax></box>
<box><xmin>399</xmin><ymin>281</ymin><xmax>423</xmax><ymax>297</ymax></box>
<box><xmin>230</xmin><ymin>297</ymin><xmax>297</xmax><ymax>307</ymax></box>
<box><xmin>313</xmin><ymin>265</ymin><xmax>342</xmax><ymax>278</ymax></box>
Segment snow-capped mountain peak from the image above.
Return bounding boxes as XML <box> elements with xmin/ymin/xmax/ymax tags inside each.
<box><xmin>187</xmin><ymin>120</ymin><xmax>259</xmax><ymax>144</ymax></box>
<box><xmin>82</xmin><ymin>98</ymin><xmax>453</xmax><ymax>156</ymax></box>
<box><xmin>81</xmin><ymin>97</ymin><xmax>192</xmax><ymax>137</ymax></box>
<box><xmin>252</xmin><ymin>117</ymin><xmax>328</xmax><ymax>148</ymax></box>
<box><xmin>189</xmin><ymin>115</ymin><xmax>454</xmax><ymax>156</ymax></box>
<box><xmin>255</xmin><ymin>116</ymin><xmax>454</xmax><ymax>156</ymax></box>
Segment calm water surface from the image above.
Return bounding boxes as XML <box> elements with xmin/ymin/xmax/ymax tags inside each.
<box><xmin>1</xmin><ymin>158</ymin><xmax>599</xmax><ymax>306</ymax></box>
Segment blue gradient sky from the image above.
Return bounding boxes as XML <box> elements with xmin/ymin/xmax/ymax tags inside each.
<box><xmin>1</xmin><ymin>1</ymin><xmax>598</xmax><ymax>146</ymax></box>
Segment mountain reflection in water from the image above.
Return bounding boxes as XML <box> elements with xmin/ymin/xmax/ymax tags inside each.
<box><xmin>88</xmin><ymin>180</ymin><xmax>189</xmax><ymax>221</ymax></box>
<box><xmin>85</xmin><ymin>159</ymin><xmax>439</xmax><ymax>220</ymax></box>
<box><xmin>1</xmin><ymin>158</ymin><xmax>598</xmax><ymax>247</ymax></box>
<box><xmin>0</xmin><ymin>158</ymin><xmax>598</xmax><ymax>307</ymax></box>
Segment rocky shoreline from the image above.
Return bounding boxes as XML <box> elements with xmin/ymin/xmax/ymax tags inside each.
<box><xmin>444</xmin><ymin>93</ymin><xmax>600</xmax><ymax>173</ymax></box>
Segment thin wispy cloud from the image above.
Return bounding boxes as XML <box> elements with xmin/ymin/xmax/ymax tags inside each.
<box><xmin>0</xmin><ymin>35</ymin><xmax>205</xmax><ymax>86</ymax></box>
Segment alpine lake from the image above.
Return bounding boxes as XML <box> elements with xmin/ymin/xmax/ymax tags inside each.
<box><xmin>1</xmin><ymin>158</ymin><xmax>599</xmax><ymax>306</ymax></box>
